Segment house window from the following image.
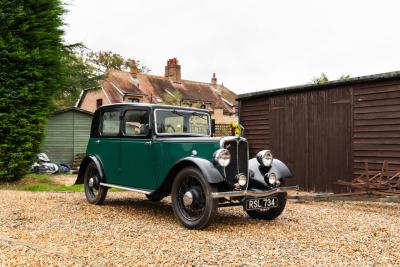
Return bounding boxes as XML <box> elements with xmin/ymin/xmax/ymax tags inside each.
<box><xmin>200</xmin><ymin>104</ymin><xmax>206</xmax><ymax>109</ymax></box>
<box><xmin>127</xmin><ymin>98</ymin><xmax>140</xmax><ymax>103</ymax></box>
<box><xmin>96</xmin><ymin>99</ymin><xmax>103</xmax><ymax>109</ymax></box>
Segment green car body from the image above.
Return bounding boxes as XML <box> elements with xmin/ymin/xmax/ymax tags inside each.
<box><xmin>76</xmin><ymin>103</ymin><xmax>296</xmax><ymax>229</ymax></box>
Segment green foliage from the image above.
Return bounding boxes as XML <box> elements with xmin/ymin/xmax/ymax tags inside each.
<box><xmin>312</xmin><ymin>73</ymin><xmax>351</xmax><ymax>84</ymax></box>
<box><xmin>0</xmin><ymin>0</ymin><xmax>65</xmax><ymax>181</ymax></box>
<box><xmin>312</xmin><ymin>73</ymin><xmax>329</xmax><ymax>84</ymax></box>
<box><xmin>53</xmin><ymin>48</ymin><xmax>151</xmax><ymax>107</ymax></box>
<box><xmin>0</xmin><ymin>173</ymin><xmax>123</xmax><ymax>192</ymax></box>
<box><xmin>54</xmin><ymin>43</ymin><xmax>101</xmax><ymax>107</ymax></box>
<box><xmin>163</xmin><ymin>90</ymin><xmax>183</xmax><ymax>105</ymax></box>
<box><xmin>338</xmin><ymin>73</ymin><xmax>351</xmax><ymax>80</ymax></box>
<box><xmin>88</xmin><ymin>50</ymin><xmax>151</xmax><ymax>74</ymax></box>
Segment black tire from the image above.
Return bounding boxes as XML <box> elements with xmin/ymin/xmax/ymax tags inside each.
<box><xmin>171</xmin><ymin>167</ymin><xmax>218</xmax><ymax>229</ymax></box>
<box><xmin>84</xmin><ymin>162</ymin><xmax>108</xmax><ymax>205</ymax></box>
<box><xmin>145</xmin><ymin>194</ymin><xmax>164</xmax><ymax>202</ymax></box>
<box><xmin>245</xmin><ymin>192</ymin><xmax>287</xmax><ymax>220</ymax></box>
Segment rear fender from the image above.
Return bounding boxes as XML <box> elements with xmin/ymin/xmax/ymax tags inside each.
<box><xmin>75</xmin><ymin>155</ymin><xmax>105</xmax><ymax>185</ymax></box>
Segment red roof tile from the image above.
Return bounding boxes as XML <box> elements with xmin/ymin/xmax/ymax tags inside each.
<box><xmin>97</xmin><ymin>69</ymin><xmax>237</xmax><ymax>114</ymax></box>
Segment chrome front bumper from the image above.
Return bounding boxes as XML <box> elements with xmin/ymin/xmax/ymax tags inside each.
<box><xmin>211</xmin><ymin>186</ymin><xmax>299</xmax><ymax>199</ymax></box>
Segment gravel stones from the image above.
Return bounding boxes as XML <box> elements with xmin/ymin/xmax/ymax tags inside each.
<box><xmin>0</xmin><ymin>190</ymin><xmax>399</xmax><ymax>266</ymax></box>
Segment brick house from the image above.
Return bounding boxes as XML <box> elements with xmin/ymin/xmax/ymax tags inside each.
<box><xmin>76</xmin><ymin>58</ymin><xmax>238</xmax><ymax>123</ymax></box>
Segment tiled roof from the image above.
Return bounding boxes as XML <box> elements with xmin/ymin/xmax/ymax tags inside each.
<box><xmin>99</xmin><ymin>69</ymin><xmax>237</xmax><ymax>113</ymax></box>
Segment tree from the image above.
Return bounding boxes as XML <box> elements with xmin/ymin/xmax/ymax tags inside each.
<box><xmin>163</xmin><ymin>90</ymin><xmax>183</xmax><ymax>105</ymax></box>
<box><xmin>338</xmin><ymin>73</ymin><xmax>351</xmax><ymax>80</ymax></box>
<box><xmin>311</xmin><ymin>73</ymin><xmax>351</xmax><ymax>84</ymax></box>
<box><xmin>54</xmin><ymin>43</ymin><xmax>102</xmax><ymax>107</ymax></box>
<box><xmin>312</xmin><ymin>73</ymin><xmax>329</xmax><ymax>84</ymax></box>
<box><xmin>88</xmin><ymin>50</ymin><xmax>151</xmax><ymax>74</ymax></box>
<box><xmin>0</xmin><ymin>0</ymin><xmax>65</xmax><ymax>181</ymax></box>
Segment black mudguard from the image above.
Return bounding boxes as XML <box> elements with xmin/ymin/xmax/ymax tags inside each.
<box><xmin>149</xmin><ymin>157</ymin><xmax>224</xmax><ymax>199</ymax></box>
<box><xmin>74</xmin><ymin>155</ymin><xmax>105</xmax><ymax>185</ymax></box>
<box><xmin>164</xmin><ymin>157</ymin><xmax>224</xmax><ymax>185</ymax></box>
<box><xmin>248</xmin><ymin>158</ymin><xmax>292</xmax><ymax>190</ymax></box>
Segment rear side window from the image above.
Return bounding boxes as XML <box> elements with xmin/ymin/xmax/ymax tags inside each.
<box><xmin>101</xmin><ymin>110</ymin><xmax>120</xmax><ymax>136</ymax></box>
<box><xmin>123</xmin><ymin>110</ymin><xmax>149</xmax><ymax>136</ymax></box>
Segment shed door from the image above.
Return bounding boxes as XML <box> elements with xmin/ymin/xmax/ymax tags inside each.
<box><xmin>269</xmin><ymin>89</ymin><xmax>352</xmax><ymax>192</ymax></box>
<box><xmin>270</xmin><ymin>94</ymin><xmax>308</xmax><ymax>190</ymax></box>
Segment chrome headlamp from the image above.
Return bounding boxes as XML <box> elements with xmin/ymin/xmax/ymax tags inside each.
<box><xmin>214</xmin><ymin>149</ymin><xmax>231</xmax><ymax>167</ymax></box>
<box><xmin>266</xmin><ymin>173</ymin><xmax>278</xmax><ymax>185</ymax></box>
<box><xmin>256</xmin><ymin>150</ymin><xmax>273</xmax><ymax>167</ymax></box>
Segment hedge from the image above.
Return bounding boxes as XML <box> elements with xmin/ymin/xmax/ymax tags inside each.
<box><xmin>0</xmin><ymin>0</ymin><xmax>65</xmax><ymax>181</ymax></box>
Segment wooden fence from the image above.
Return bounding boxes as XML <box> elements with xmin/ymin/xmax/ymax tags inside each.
<box><xmin>213</xmin><ymin>124</ymin><xmax>234</xmax><ymax>137</ymax></box>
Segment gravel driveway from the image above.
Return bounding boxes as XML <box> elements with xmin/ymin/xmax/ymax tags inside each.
<box><xmin>0</xmin><ymin>190</ymin><xmax>399</xmax><ymax>266</ymax></box>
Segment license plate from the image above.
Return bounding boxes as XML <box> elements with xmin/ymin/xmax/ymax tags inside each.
<box><xmin>245</xmin><ymin>197</ymin><xmax>278</xmax><ymax>210</ymax></box>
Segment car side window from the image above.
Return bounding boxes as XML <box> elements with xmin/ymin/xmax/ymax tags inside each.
<box><xmin>123</xmin><ymin>110</ymin><xmax>149</xmax><ymax>136</ymax></box>
<box><xmin>101</xmin><ymin>110</ymin><xmax>120</xmax><ymax>136</ymax></box>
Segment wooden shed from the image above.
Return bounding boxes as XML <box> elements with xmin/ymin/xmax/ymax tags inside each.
<box><xmin>41</xmin><ymin>107</ymin><xmax>93</xmax><ymax>166</ymax></box>
<box><xmin>238</xmin><ymin>71</ymin><xmax>400</xmax><ymax>192</ymax></box>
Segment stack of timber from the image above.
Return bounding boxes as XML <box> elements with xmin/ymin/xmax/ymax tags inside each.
<box><xmin>336</xmin><ymin>160</ymin><xmax>400</xmax><ymax>196</ymax></box>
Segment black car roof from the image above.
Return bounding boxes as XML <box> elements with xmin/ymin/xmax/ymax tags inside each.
<box><xmin>97</xmin><ymin>103</ymin><xmax>211</xmax><ymax>113</ymax></box>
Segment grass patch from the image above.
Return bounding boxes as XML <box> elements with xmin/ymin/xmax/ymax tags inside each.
<box><xmin>1</xmin><ymin>183</ymin><xmax>84</xmax><ymax>192</ymax></box>
<box><xmin>0</xmin><ymin>173</ymin><xmax>122</xmax><ymax>192</ymax></box>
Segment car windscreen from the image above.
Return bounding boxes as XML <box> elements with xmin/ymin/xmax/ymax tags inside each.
<box><xmin>155</xmin><ymin>109</ymin><xmax>211</xmax><ymax>136</ymax></box>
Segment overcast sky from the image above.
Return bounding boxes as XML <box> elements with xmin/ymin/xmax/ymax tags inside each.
<box><xmin>64</xmin><ymin>0</ymin><xmax>400</xmax><ymax>94</ymax></box>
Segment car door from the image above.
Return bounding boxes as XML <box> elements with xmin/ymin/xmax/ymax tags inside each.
<box><xmin>94</xmin><ymin>107</ymin><xmax>122</xmax><ymax>184</ymax></box>
<box><xmin>120</xmin><ymin>107</ymin><xmax>157</xmax><ymax>189</ymax></box>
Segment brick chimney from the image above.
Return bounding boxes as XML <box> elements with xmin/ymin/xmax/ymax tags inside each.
<box><xmin>130</xmin><ymin>59</ymin><xmax>138</xmax><ymax>77</ymax></box>
<box><xmin>165</xmin><ymin>58</ymin><xmax>181</xmax><ymax>83</ymax></box>
<box><xmin>211</xmin><ymin>73</ymin><xmax>217</xmax><ymax>85</ymax></box>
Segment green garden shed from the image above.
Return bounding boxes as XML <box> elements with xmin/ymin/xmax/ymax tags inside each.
<box><xmin>41</xmin><ymin>107</ymin><xmax>93</xmax><ymax>166</ymax></box>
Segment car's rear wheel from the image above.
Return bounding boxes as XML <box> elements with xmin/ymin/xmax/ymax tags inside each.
<box><xmin>84</xmin><ymin>162</ymin><xmax>108</xmax><ymax>205</ymax></box>
<box><xmin>245</xmin><ymin>192</ymin><xmax>287</xmax><ymax>220</ymax></box>
<box><xmin>171</xmin><ymin>167</ymin><xmax>218</xmax><ymax>229</ymax></box>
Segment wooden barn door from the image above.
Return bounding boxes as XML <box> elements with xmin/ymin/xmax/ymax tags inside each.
<box><xmin>270</xmin><ymin>94</ymin><xmax>308</xmax><ymax>190</ymax></box>
<box><xmin>307</xmin><ymin>89</ymin><xmax>352</xmax><ymax>192</ymax></box>
<box><xmin>269</xmin><ymin>89</ymin><xmax>352</xmax><ymax>192</ymax></box>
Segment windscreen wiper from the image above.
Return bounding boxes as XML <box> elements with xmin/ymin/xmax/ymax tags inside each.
<box><xmin>191</xmin><ymin>111</ymin><xmax>207</xmax><ymax>120</ymax></box>
<box><xmin>171</xmin><ymin>109</ymin><xmax>185</xmax><ymax>116</ymax></box>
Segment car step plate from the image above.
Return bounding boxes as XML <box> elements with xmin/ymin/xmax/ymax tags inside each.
<box><xmin>245</xmin><ymin>196</ymin><xmax>278</xmax><ymax>210</ymax></box>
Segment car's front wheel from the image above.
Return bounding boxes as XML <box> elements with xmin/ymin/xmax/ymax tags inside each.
<box><xmin>245</xmin><ymin>192</ymin><xmax>287</xmax><ymax>220</ymax></box>
<box><xmin>84</xmin><ymin>161</ymin><xmax>108</xmax><ymax>205</ymax></box>
<box><xmin>171</xmin><ymin>167</ymin><xmax>218</xmax><ymax>229</ymax></box>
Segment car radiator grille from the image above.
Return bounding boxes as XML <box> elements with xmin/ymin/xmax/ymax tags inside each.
<box><xmin>223</xmin><ymin>139</ymin><xmax>249</xmax><ymax>179</ymax></box>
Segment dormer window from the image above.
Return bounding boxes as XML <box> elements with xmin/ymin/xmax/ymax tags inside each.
<box><xmin>127</xmin><ymin>98</ymin><xmax>140</xmax><ymax>103</ymax></box>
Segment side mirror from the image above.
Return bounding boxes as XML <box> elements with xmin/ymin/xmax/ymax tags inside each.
<box><xmin>211</xmin><ymin>119</ymin><xmax>216</xmax><ymax>136</ymax></box>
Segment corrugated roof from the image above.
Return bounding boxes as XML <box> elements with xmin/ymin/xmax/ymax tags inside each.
<box><xmin>238</xmin><ymin>70</ymin><xmax>400</xmax><ymax>100</ymax></box>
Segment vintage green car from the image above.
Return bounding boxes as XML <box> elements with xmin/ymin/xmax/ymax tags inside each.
<box><xmin>75</xmin><ymin>103</ymin><xmax>296</xmax><ymax>229</ymax></box>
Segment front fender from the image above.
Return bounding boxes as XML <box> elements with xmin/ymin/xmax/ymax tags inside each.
<box><xmin>74</xmin><ymin>155</ymin><xmax>105</xmax><ymax>185</ymax></box>
<box><xmin>173</xmin><ymin>157</ymin><xmax>225</xmax><ymax>184</ymax></box>
<box><xmin>149</xmin><ymin>157</ymin><xmax>224</xmax><ymax>199</ymax></box>
<box><xmin>248</xmin><ymin>158</ymin><xmax>292</xmax><ymax>189</ymax></box>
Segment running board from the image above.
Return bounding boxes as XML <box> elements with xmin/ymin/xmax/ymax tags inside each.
<box><xmin>99</xmin><ymin>183</ymin><xmax>153</xmax><ymax>194</ymax></box>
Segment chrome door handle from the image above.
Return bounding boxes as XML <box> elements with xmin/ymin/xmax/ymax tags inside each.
<box><xmin>144</xmin><ymin>141</ymin><xmax>152</xmax><ymax>146</ymax></box>
<box><xmin>96</xmin><ymin>140</ymin><xmax>101</xmax><ymax>144</ymax></box>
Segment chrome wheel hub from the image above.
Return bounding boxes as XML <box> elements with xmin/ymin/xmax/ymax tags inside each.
<box><xmin>183</xmin><ymin>191</ymin><xmax>193</xmax><ymax>206</ymax></box>
<box><xmin>88</xmin><ymin>177</ymin><xmax>95</xmax><ymax>188</ymax></box>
